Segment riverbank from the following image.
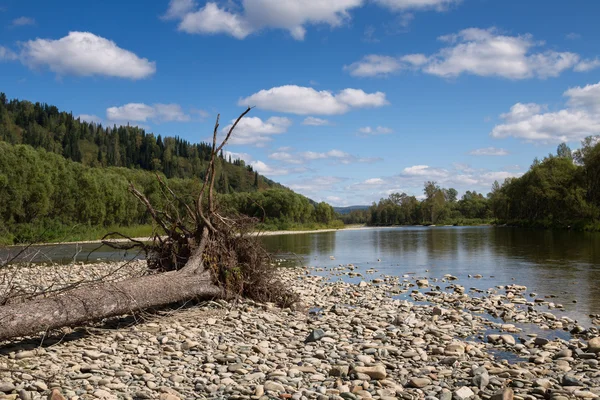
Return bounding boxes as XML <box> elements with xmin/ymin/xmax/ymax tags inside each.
<box><xmin>4</xmin><ymin>225</ymin><xmax>369</xmax><ymax>248</ymax></box>
<box><xmin>0</xmin><ymin>262</ymin><xmax>599</xmax><ymax>400</ymax></box>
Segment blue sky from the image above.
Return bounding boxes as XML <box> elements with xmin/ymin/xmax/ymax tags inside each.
<box><xmin>1</xmin><ymin>0</ymin><xmax>600</xmax><ymax>206</ymax></box>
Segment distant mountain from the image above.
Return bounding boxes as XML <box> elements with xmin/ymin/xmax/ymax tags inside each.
<box><xmin>334</xmin><ymin>205</ymin><xmax>370</xmax><ymax>214</ymax></box>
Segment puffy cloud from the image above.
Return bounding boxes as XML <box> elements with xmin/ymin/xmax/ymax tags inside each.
<box><xmin>11</xmin><ymin>17</ymin><xmax>35</xmax><ymax>27</ymax></box>
<box><xmin>20</xmin><ymin>32</ymin><xmax>156</xmax><ymax>79</ymax></box>
<box><xmin>250</xmin><ymin>160</ymin><xmax>289</xmax><ymax>176</ymax></box>
<box><xmin>174</xmin><ymin>0</ymin><xmax>362</xmax><ymax>40</ymax></box>
<box><xmin>346</xmin><ymin>28</ymin><xmax>598</xmax><ymax>79</ymax></box>
<box><xmin>221</xmin><ymin>116</ymin><xmax>292</xmax><ymax>146</ymax></box>
<box><xmin>239</xmin><ymin>85</ymin><xmax>388</xmax><ymax>115</ymax></box>
<box><xmin>358</xmin><ymin>126</ymin><xmax>393</xmax><ymax>135</ymax></box>
<box><xmin>490</xmin><ymin>81</ymin><xmax>600</xmax><ymax>143</ymax></box>
<box><xmin>469</xmin><ymin>147</ymin><xmax>509</xmax><ymax>156</ymax></box>
<box><xmin>107</xmin><ymin>103</ymin><xmax>190</xmax><ymax>123</ymax></box>
<box><xmin>166</xmin><ymin>0</ymin><xmax>460</xmax><ymax>40</ymax></box>
<box><xmin>565</xmin><ymin>81</ymin><xmax>600</xmax><ymax>113</ymax></box>
<box><xmin>302</xmin><ymin>116</ymin><xmax>331</xmax><ymax>126</ymax></box>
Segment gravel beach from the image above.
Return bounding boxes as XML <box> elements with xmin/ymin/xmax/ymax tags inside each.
<box><xmin>0</xmin><ymin>261</ymin><xmax>599</xmax><ymax>400</ymax></box>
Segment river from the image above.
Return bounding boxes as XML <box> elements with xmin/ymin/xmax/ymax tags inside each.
<box><xmin>2</xmin><ymin>226</ymin><xmax>599</xmax><ymax>325</ymax></box>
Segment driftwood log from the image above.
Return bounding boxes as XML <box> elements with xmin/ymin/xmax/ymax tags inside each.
<box><xmin>0</xmin><ymin>107</ymin><xmax>295</xmax><ymax>341</ymax></box>
<box><xmin>0</xmin><ymin>265</ymin><xmax>220</xmax><ymax>341</ymax></box>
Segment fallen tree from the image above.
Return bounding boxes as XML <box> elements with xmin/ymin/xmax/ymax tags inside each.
<box><xmin>0</xmin><ymin>108</ymin><xmax>298</xmax><ymax>341</ymax></box>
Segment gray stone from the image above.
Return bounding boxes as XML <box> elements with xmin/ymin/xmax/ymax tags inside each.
<box><xmin>588</xmin><ymin>337</ymin><xmax>600</xmax><ymax>353</ymax></box>
<box><xmin>264</xmin><ymin>381</ymin><xmax>285</xmax><ymax>392</ymax></box>
<box><xmin>453</xmin><ymin>386</ymin><xmax>474</xmax><ymax>400</ymax></box>
<box><xmin>305</xmin><ymin>329</ymin><xmax>326</xmax><ymax>343</ymax></box>
<box><xmin>353</xmin><ymin>365</ymin><xmax>387</xmax><ymax>380</ymax></box>
<box><xmin>409</xmin><ymin>377</ymin><xmax>432</xmax><ymax>388</ymax></box>
<box><xmin>473</xmin><ymin>372</ymin><xmax>489</xmax><ymax>389</ymax></box>
<box><xmin>0</xmin><ymin>382</ymin><xmax>16</xmax><ymax>393</ymax></box>
<box><xmin>562</xmin><ymin>375</ymin><xmax>583</xmax><ymax>387</ymax></box>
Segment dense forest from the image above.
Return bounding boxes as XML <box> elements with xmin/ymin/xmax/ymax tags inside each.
<box><xmin>346</xmin><ymin>138</ymin><xmax>600</xmax><ymax>231</ymax></box>
<box><xmin>0</xmin><ymin>94</ymin><xmax>340</xmax><ymax>244</ymax></box>
<box><xmin>0</xmin><ymin>93</ymin><xmax>284</xmax><ymax>191</ymax></box>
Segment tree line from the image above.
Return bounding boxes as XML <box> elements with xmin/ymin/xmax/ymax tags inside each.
<box><xmin>343</xmin><ymin>137</ymin><xmax>600</xmax><ymax>231</ymax></box>
<box><xmin>0</xmin><ymin>93</ymin><xmax>283</xmax><ymax>193</ymax></box>
<box><xmin>0</xmin><ymin>142</ymin><xmax>340</xmax><ymax>244</ymax></box>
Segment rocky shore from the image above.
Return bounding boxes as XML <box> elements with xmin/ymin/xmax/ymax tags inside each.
<box><xmin>0</xmin><ymin>262</ymin><xmax>599</xmax><ymax>400</ymax></box>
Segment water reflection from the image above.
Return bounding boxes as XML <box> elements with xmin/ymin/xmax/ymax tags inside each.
<box><xmin>1</xmin><ymin>226</ymin><xmax>598</xmax><ymax>324</ymax></box>
<box><xmin>261</xmin><ymin>227</ymin><xmax>600</xmax><ymax>324</ymax></box>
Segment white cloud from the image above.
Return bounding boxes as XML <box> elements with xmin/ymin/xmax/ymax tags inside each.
<box><xmin>288</xmin><ymin>176</ymin><xmax>346</xmax><ymax>195</ymax></box>
<box><xmin>373</xmin><ymin>0</ymin><xmax>460</xmax><ymax>11</ymax></box>
<box><xmin>268</xmin><ymin>148</ymin><xmax>381</xmax><ymax>165</ymax></box>
<box><xmin>302</xmin><ymin>116</ymin><xmax>331</xmax><ymax>126</ymax></box>
<box><xmin>565</xmin><ymin>81</ymin><xmax>600</xmax><ymax>113</ymax></box>
<box><xmin>347</xmin><ymin>28</ymin><xmax>595</xmax><ymax>79</ymax></box>
<box><xmin>224</xmin><ymin>150</ymin><xmax>253</xmax><ymax>164</ymax></box>
<box><xmin>345</xmin><ymin>55</ymin><xmax>402</xmax><ymax>77</ymax></box>
<box><xmin>0</xmin><ymin>46</ymin><xmax>17</xmax><ymax>61</ymax></box>
<box><xmin>401</xmin><ymin>165</ymin><xmax>449</xmax><ymax>178</ymax></box>
<box><xmin>77</xmin><ymin>114</ymin><xmax>103</xmax><ymax>124</ymax></box>
<box><xmin>364</xmin><ymin>178</ymin><xmax>385</xmax><ymax>184</ymax></box>
<box><xmin>491</xmin><ymin>81</ymin><xmax>600</xmax><ymax>143</ymax></box>
<box><xmin>166</xmin><ymin>0</ymin><xmax>460</xmax><ymax>40</ymax></box>
<box><xmin>20</xmin><ymin>32</ymin><xmax>156</xmax><ymax>79</ymax></box>
<box><xmin>345</xmin><ymin>53</ymin><xmax>428</xmax><ymax>77</ymax></box>
<box><xmin>174</xmin><ymin>0</ymin><xmax>362</xmax><ymax>40</ymax></box>
<box><xmin>469</xmin><ymin>147</ymin><xmax>509</xmax><ymax>156</ymax></box>
<box><xmin>268</xmin><ymin>151</ymin><xmax>303</xmax><ymax>164</ymax></box>
<box><xmin>250</xmin><ymin>160</ymin><xmax>289</xmax><ymax>176</ymax></box>
<box><xmin>107</xmin><ymin>103</ymin><xmax>190</xmax><ymax>123</ymax></box>
<box><xmin>574</xmin><ymin>59</ymin><xmax>600</xmax><ymax>72</ymax></box>
<box><xmin>222</xmin><ymin>116</ymin><xmax>292</xmax><ymax>146</ymax></box>
<box><xmin>358</xmin><ymin>126</ymin><xmax>393</xmax><ymax>135</ymax></box>
<box><xmin>566</xmin><ymin>33</ymin><xmax>581</xmax><ymax>40</ymax></box>
<box><xmin>299</xmin><ymin>149</ymin><xmax>381</xmax><ymax>164</ymax></box>
<box><xmin>11</xmin><ymin>16</ymin><xmax>35</xmax><ymax>27</ymax></box>
<box><xmin>162</xmin><ymin>0</ymin><xmax>197</xmax><ymax>20</ymax></box>
<box><xmin>239</xmin><ymin>85</ymin><xmax>388</xmax><ymax>115</ymax></box>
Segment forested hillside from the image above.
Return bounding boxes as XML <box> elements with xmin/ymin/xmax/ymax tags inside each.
<box><xmin>0</xmin><ymin>93</ymin><xmax>283</xmax><ymax>192</ymax></box>
<box><xmin>355</xmin><ymin>138</ymin><xmax>600</xmax><ymax>230</ymax></box>
<box><xmin>0</xmin><ymin>94</ymin><xmax>340</xmax><ymax>244</ymax></box>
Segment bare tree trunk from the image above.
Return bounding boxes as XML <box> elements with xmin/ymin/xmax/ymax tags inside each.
<box><xmin>0</xmin><ymin>260</ymin><xmax>222</xmax><ymax>341</ymax></box>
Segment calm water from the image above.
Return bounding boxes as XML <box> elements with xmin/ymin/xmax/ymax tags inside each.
<box><xmin>262</xmin><ymin>226</ymin><xmax>600</xmax><ymax>324</ymax></box>
<box><xmin>2</xmin><ymin>226</ymin><xmax>599</xmax><ymax>324</ymax></box>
